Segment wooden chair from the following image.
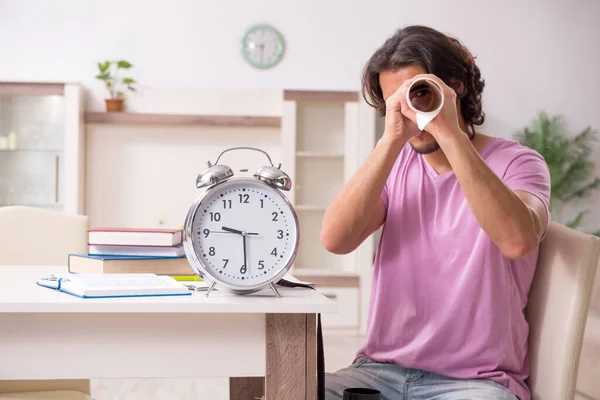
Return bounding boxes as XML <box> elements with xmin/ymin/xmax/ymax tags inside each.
<box><xmin>0</xmin><ymin>206</ymin><xmax>88</xmax><ymax>266</ymax></box>
<box><xmin>0</xmin><ymin>206</ymin><xmax>92</xmax><ymax>399</ymax></box>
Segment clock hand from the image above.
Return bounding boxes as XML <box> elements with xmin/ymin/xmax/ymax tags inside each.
<box><xmin>221</xmin><ymin>226</ymin><xmax>259</xmax><ymax>235</ymax></box>
<box><xmin>242</xmin><ymin>233</ymin><xmax>248</xmax><ymax>273</ymax></box>
<box><xmin>221</xmin><ymin>227</ymin><xmax>249</xmax><ymax>273</ymax></box>
<box><xmin>222</xmin><ymin>226</ymin><xmax>243</xmax><ymax>235</ymax></box>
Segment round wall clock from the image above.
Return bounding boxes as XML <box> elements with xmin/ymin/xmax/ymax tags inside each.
<box><xmin>241</xmin><ymin>24</ymin><xmax>285</xmax><ymax>69</ymax></box>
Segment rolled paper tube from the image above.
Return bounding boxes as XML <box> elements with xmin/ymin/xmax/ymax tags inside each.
<box><xmin>406</xmin><ymin>77</ymin><xmax>444</xmax><ymax>131</ymax></box>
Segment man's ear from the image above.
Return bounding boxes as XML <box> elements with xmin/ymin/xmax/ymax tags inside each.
<box><xmin>448</xmin><ymin>79</ymin><xmax>466</xmax><ymax>98</ymax></box>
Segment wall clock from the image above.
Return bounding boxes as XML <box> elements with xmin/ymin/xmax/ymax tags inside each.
<box><xmin>183</xmin><ymin>147</ymin><xmax>299</xmax><ymax>297</ymax></box>
<box><xmin>241</xmin><ymin>24</ymin><xmax>285</xmax><ymax>69</ymax></box>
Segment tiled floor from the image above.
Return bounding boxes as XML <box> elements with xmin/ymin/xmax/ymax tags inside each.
<box><xmin>90</xmin><ymin>334</ymin><xmax>365</xmax><ymax>400</ymax></box>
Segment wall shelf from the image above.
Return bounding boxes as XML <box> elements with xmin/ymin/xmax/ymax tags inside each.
<box><xmin>284</xmin><ymin>90</ymin><xmax>358</xmax><ymax>102</ymax></box>
<box><xmin>296</xmin><ymin>151</ymin><xmax>344</xmax><ymax>159</ymax></box>
<box><xmin>0</xmin><ymin>203</ymin><xmax>63</xmax><ymax>208</ymax></box>
<box><xmin>293</xmin><ymin>270</ymin><xmax>360</xmax><ymax>288</ymax></box>
<box><xmin>296</xmin><ymin>205</ymin><xmax>327</xmax><ymax>211</ymax></box>
<box><xmin>85</xmin><ymin>112</ymin><xmax>282</xmax><ymax>128</ymax></box>
<box><xmin>0</xmin><ymin>149</ymin><xmax>63</xmax><ymax>153</ymax></box>
<box><xmin>0</xmin><ymin>82</ymin><xmax>65</xmax><ymax>96</ymax></box>
<box><xmin>295</xmin><ymin>157</ymin><xmax>343</xmax><ymax>206</ymax></box>
<box><xmin>281</xmin><ymin>89</ymin><xmax>368</xmax><ymax>332</ymax></box>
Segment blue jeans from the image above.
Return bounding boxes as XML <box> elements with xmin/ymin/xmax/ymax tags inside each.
<box><xmin>326</xmin><ymin>356</ymin><xmax>518</xmax><ymax>400</ymax></box>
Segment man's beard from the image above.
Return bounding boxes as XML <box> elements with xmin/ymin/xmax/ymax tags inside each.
<box><xmin>409</xmin><ymin>139</ymin><xmax>441</xmax><ymax>154</ymax></box>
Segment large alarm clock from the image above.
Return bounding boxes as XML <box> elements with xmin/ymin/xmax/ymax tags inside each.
<box><xmin>183</xmin><ymin>147</ymin><xmax>299</xmax><ymax>297</ymax></box>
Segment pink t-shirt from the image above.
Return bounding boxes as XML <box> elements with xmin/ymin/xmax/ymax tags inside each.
<box><xmin>357</xmin><ymin>137</ymin><xmax>551</xmax><ymax>400</ymax></box>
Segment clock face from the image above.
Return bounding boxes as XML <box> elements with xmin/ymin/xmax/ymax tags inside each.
<box><xmin>186</xmin><ymin>178</ymin><xmax>298</xmax><ymax>289</ymax></box>
<box><xmin>242</xmin><ymin>24</ymin><xmax>285</xmax><ymax>69</ymax></box>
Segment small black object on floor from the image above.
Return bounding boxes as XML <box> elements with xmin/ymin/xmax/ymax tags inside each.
<box><xmin>343</xmin><ymin>388</ymin><xmax>382</xmax><ymax>399</ymax></box>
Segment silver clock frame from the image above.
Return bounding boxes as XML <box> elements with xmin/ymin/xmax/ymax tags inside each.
<box><xmin>183</xmin><ymin>148</ymin><xmax>299</xmax><ymax>297</ymax></box>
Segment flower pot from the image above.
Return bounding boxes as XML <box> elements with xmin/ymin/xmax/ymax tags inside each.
<box><xmin>105</xmin><ymin>98</ymin><xmax>124</xmax><ymax>112</ymax></box>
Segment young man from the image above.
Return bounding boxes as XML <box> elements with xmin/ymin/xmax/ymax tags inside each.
<box><xmin>321</xmin><ymin>25</ymin><xmax>550</xmax><ymax>400</ymax></box>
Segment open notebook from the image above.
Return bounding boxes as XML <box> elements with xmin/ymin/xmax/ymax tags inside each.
<box><xmin>36</xmin><ymin>273</ymin><xmax>191</xmax><ymax>299</ymax></box>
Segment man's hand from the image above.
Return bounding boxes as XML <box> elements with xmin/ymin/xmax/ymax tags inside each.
<box><xmin>399</xmin><ymin>73</ymin><xmax>464</xmax><ymax>144</ymax></box>
<box><xmin>383</xmin><ymin>78</ymin><xmax>419</xmax><ymax>142</ymax></box>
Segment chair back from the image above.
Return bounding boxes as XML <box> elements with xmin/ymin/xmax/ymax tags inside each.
<box><xmin>527</xmin><ymin>222</ymin><xmax>600</xmax><ymax>399</ymax></box>
<box><xmin>0</xmin><ymin>206</ymin><xmax>88</xmax><ymax>266</ymax></box>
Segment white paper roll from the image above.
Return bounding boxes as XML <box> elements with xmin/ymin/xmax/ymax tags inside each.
<box><xmin>406</xmin><ymin>78</ymin><xmax>444</xmax><ymax>131</ymax></box>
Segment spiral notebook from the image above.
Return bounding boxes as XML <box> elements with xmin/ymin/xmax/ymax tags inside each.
<box><xmin>36</xmin><ymin>273</ymin><xmax>191</xmax><ymax>299</ymax></box>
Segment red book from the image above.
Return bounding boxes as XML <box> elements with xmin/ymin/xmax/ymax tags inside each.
<box><xmin>88</xmin><ymin>228</ymin><xmax>183</xmax><ymax>247</ymax></box>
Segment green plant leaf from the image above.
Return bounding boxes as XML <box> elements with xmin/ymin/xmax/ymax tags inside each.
<box><xmin>98</xmin><ymin>61</ymin><xmax>111</xmax><ymax>73</ymax></box>
<box><xmin>570</xmin><ymin>126</ymin><xmax>596</xmax><ymax>149</ymax></box>
<box><xmin>117</xmin><ymin>60</ymin><xmax>132</xmax><ymax>69</ymax></box>
<box><xmin>106</xmin><ymin>81</ymin><xmax>112</xmax><ymax>88</ymax></box>
<box><xmin>563</xmin><ymin>177</ymin><xmax>600</xmax><ymax>202</ymax></box>
<box><xmin>95</xmin><ymin>73</ymin><xmax>110</xmax><ymax>80</ymax></box>
<box><xmin>116</xmin><ymin>91</ymin><xmax>124</xmax><ymax>97</ymax></box>
<box><xmin>122</xmin><ymin>77</ymin><xmax>136</xmax><ymax>84</ymax></box>
<box><xmin>127</xmin><ymin>86</ymin><xmax>136</xmax><ymax>92</ymax></box>
<box><xmin>515</xmin><ymin>112</ymin><xmax>600</xmax><ymax>228</ymax></box>
<box><xmin>552</xmin><ymin>158</ymin><xmax>595</xmax><ymax>200</ymax></box>
<box><xmin>536</xmin><ymin>112</ymin><xmax>549</xmax><ymax>155</ymax></box>
<box><xmin>566</xmin><ymin>210</ymin><xmax>588</xmax><ymax>229</ymax></box>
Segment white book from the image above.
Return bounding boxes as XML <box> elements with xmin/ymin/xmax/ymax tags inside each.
<box><xmin>88</xmin><ymin>244</ymin><xmax>186</xmax><ymax>257</ymax></box>
<box><xmin>36</xmin><ymin>273</ymin><xmax>191</xmax><ymax>298</ymax></box>
<box><xmin>88</xmin><ymin>228</ymin><xmax>183</xmax><ymax>247</ymax></box>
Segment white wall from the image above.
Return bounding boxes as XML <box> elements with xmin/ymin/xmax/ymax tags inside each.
<box><xmin>85</xmin><ymin>123</ymin><xmax>281</xmax><ymax>229</ymax></box>
<box><xmin>1</xmin><ymin>0</ymin><xmax>599</xmax><ymax>228</ymax></box>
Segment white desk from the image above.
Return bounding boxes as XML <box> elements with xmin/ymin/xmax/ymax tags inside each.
<box><xmin>0</xmin><ymin>266</ymin><xmax>336</xmax><ymax>400</ymax></box>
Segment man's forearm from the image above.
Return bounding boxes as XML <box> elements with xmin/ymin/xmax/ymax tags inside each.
<box><xmin>440</xmin><ymin>134</ymin><xmax>542</xmax><ymax>259</ymax></box>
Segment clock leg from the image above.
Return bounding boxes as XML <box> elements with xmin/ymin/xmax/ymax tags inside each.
<box><xmin>205</xmin><ymin>281</ymin><xmax>217</xmax><ymax>297</ymax></box>
<box><xmin>269</xmin><ymin>282</ymin><xmax>282</xmax><ymax>298</ymax></box>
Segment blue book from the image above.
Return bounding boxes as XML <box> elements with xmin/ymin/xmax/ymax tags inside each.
<box><xmin>36</xmin><ymin>273</ymin><xmax>191</xmax><ymax>299</ymax></box>
<box><xmin>67</xmin><ymin>253</ymin><xmax>193</xmax><ymax>276</ymax></box>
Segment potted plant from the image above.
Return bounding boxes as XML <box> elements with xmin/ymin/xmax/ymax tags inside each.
<box><xmin>515</xmin><ymin>112</ymin><xmax>600</xmax><ymax>235</ymax></box>
<box><xmin>95</xmin><ymin>60</ymin><xmax>137</xmax><ymax>112</ymax></box>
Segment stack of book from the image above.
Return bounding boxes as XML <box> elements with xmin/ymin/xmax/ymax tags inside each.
<box><xmin>68</xmin><ymin>228</ymin><xmax>198</xmax><ymax>280</ymax></box>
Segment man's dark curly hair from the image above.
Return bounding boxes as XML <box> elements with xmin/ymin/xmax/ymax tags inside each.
<box><xmin>362</xmin><ymin>25</ymin><xmax>486</xmax><ymax>129</ymax></box>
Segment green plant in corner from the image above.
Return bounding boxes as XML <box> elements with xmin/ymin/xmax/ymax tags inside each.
<box><xmin>95</xmin><ymin>60</ymin><xmax>137</xmax><ymax>111</ymax></box>
<box><xmin>515</xmin><ymin>112</ymin><xmax>600</xmax><ymax>235</ymax></box>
